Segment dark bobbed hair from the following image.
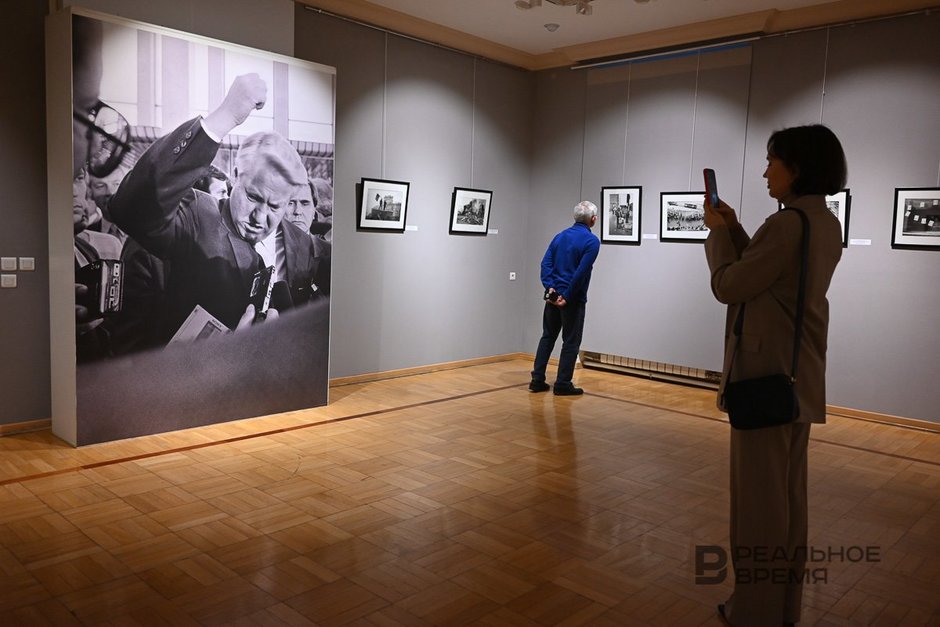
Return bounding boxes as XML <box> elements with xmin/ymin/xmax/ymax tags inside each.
<box><xmin>194</xmin><ymin>165</ymin><xmax>231</xmax><ymax>195</ymax></box>
<box><xmin>767</xmin><ymin>124</ymin><xmax>847</xmax><ymax>196</ymax></box>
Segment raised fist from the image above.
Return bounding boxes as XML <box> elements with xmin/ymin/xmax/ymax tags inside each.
<box><xmin>204</xmin><ymin>73</ymin><xmax>267</xmax><ymax>138</ymax></box>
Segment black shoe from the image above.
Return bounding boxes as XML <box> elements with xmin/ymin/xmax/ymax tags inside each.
<box><xmin>528</xmin><ymin>380</ymin><xmax>550</xmax><ymax>392</ymax></box>
<box><xmin>553</xmin><ymin>384</ymin><xmax>583</xmax><ymax>396</ymax></box>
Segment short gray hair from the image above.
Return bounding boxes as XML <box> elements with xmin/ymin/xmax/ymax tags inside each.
<box><xmin>573</xmin><ymin>200</ymin><xmax>598</xmax><ymax>224</ymax></box>
<box><xmin>234</xmin><ymin>131</ymin><xmax>307</xmax><ymax>188</ymax></box>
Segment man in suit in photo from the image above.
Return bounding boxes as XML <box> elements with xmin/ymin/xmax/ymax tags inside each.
<box><xmin>110</xmin><ymin>73</ymin><xmax>328</xmax><ymax>343</ymax></box>
<box><xmin>285</xmin><ymin>177</ymin><xmax>332</xmax><ymax>264</ymax></box>
<box><xmin>88</xmin><ymin>164</ymin><xmax>131</xmax><ymax>245</ymax></box>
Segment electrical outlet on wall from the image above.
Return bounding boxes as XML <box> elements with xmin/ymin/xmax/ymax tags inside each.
<box><xmin>509</xmin><ymin>272</ymin><xmax>516</xmax><ymax>281</ymax></box>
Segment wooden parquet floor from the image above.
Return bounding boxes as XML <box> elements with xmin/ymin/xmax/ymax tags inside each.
<box><xmin>1</xmin><ymin>359</ymin><xmax>938</xmax><ymax>626</ymax></box>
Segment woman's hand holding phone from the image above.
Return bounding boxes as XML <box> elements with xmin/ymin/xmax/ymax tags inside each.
<box><xmin>704</xmin><ymin>200</ymin><xmax>738</xmax><ymax>229</ymax></box>
<box><xmin>703</xmin><ymin>168</ymin><xmax>739</xmax><ymax>229</ymax></box>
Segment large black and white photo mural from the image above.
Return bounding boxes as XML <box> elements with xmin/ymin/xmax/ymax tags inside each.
<box><xmin>67</xmin><ymin>12</ymin><xmax>335</xmax><ymax>444</ymax></box>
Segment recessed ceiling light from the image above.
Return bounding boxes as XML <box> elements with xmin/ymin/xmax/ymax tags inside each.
<box><xmin>544</xmin><ymin>23</ymin><xmax>560</xmax><ymax>32</ymax></box>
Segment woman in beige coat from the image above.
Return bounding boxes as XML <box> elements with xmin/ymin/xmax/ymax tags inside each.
<box><xmin>704</xmin><ymin>125</ymin><xmax>847</xmax><ymax>627</ymax></box>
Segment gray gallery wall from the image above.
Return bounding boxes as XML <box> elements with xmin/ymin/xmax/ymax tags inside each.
<box><xmin>524</xmin><ymin>13</ymin><xmax>940</xmax><ymax>422</ymax></box>
<box><xmin>812</xmin><ymin>16</ymin><xmax>940</xmax><ymax>422</ymax></box>
<box><xmin>525</xmin><ymin>47</ymin><xmax>753</xmax><ymax>375</ymax></box>
<box><xmin>0</xmin><ymin>0</ymin><xmax>51</xmax><ymax>426</ymax></box>
<box><xmin>2</xmin><ymin>1</ymin><xmax>937</xmax><ymax>429</ymax></box>
<box><xmin>294</xmin><ymin>8</ymin><xmax>534</xmax><ymax>378</ymax></box>
<box><xmin>296</xmin><ymin>8</ymin><xmax>939</xmax><ymax>420</ymax></box>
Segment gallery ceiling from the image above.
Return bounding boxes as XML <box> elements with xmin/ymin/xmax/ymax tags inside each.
<box><xmin>297</xmin><ymin>0</ymin><xmax>937</xmax><ymax>69</ymax></box>
<box><xmin>341</xmin><ymin>0</ymin><xmax>831</xmax><ymax>56</ymax></box>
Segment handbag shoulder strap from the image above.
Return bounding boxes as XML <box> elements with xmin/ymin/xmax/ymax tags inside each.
<box><xmin>728</xmin><ymin>207</ymin><xmax>810</xmax><ymax>382</ymax></box>
<box><xmin>788</xmin><ymin>207</ymin><xmax>810</xmax><ymax>381</ymax></box>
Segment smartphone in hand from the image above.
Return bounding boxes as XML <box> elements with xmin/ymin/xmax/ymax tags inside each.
<box><xmin>703</xmin><ymin>168</ymin><xmax>719</xmax><ymax>208</ymax></box>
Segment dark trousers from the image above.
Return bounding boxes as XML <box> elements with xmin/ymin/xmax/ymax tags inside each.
<box><xmin>726</xmin><ymin>422</ymin><xmax>811</xmax><ymax>626</ymax></box>
<box><xmin>531</xmin><ymin>300</ymin><xmax>586</xmax><ymax>386</ymax></box>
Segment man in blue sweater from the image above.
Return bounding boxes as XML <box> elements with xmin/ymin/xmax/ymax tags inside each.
<box><xmin>530</xmin><ymin>201</ymin><xmax>601</xmax><ymax>395</ymax></box>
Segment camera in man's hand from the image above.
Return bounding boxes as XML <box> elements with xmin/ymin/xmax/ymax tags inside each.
<box><xmin>76</xmin><ymin>259</ymin><xmax>123</xmax><ymax>317</ymax></box>
<box><xmin>249</xmin><ymin>265</ymin><xmax>275</xmax><ymax>322</ymax></box>
<box><xmin>544</xmin><ymin>288</ymin><xmax>560</xmax><ymax>303</ymax></box>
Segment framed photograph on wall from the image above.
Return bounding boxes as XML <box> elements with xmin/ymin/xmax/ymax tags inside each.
<box><xmin>600</xmin><ymin>186</ymin><xmax>642</xmax><ymax>244</ymax></box>
<box><xmin>660</xmin><ymin>192</ymin><xmax>708</xmax><ymax>242</ymax></box>
<box><xmin>449</xmin><ymin>187</ymin><xmax>493</xmax><ymax>234</ymax></box>
<box><xmin>825</xmin><ymin>189</ymin><xmax>851</xmax><ymax>247</ymax></box>
<box><xmin>892</xmin><ymin>187</ymin><xmax>940</xmax><ymax>250</ymax></box>
<box><xmin>359</xmin><ymin>178</ymin><xmax>410</xmax><ymax>231</ymax></box>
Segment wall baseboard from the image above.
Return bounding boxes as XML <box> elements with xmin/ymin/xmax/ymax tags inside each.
<box><xmin>0</xmin><ymin>419</ymin><xmax>51</xmax><ymax>436</ymax></box>
<box><xmin>329</xmin><ymin>353</ymin><xmax>534</xmax><ymax>387</ymax></box>
<box><xmin>826</xmin><ymin>405</ymin><xmax>940</xmax><ymax>433</ymax></box>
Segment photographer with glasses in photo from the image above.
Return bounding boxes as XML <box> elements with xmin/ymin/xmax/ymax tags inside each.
<box><xmin>71</xmin><ymin>15</ymin><xmax>131</xmax><ymax>360</ymax></box>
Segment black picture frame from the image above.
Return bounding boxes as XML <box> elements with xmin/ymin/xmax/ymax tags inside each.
<box><xmin>825</xmin><ymin>189</ymin><xmax>851</xmax><ymax>248</ymax></box>
<box><xmin>891</xmin><ymin>187</ymin><xmax>940</xmax><ymax>250</ymax></box>
<box><xmin>358</xmin><ymin>178</ymin><xmax>411</xmax><ymax>232</ymax></box>
<box><xmin>600</xmin><ymin>186</ymin><xmax>642</xmax><ymax>245</ymax></box>
<box><xmin>449</xmin><ymin>187</ymin><xmax>493</xmax><ymax>235</ymax></box>
<box><xmin>660</xmin><ymin>191</ymin><xmax>708</xmax><ymax>242</ymax></box>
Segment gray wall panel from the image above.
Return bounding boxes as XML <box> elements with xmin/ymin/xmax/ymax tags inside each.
<box><xmin>372</xmin><ymin>37</ymin><xmax>477</xmax><ymax>372</ymax></box>
<box><xmin>814</xmin><ymin>14</ymin><xmax>940</xmax><ymax>420</ymax></box>
<box><xmin>470</xmin><ymin>61</ymin><xmax>536</xmax><ymax>355</ymax></box>
<box><xmin>573</xmin><ymin>49</ymin><xmax>751</xmax><ymax>372</ymax></box>
<box><xmin>296</xmin><ymin>10</ymin><xmax>534</xmax><ymax>377</ymax></box>
<box><xmin>294</xmin><ymin>11</ymin><xmax>388</xmax><ymax>377</ymax></box>
<box><xmin>691</xmin><ymin>47</ymin><xmax>752</xmax><ymax>211</ymax></box>
<box><xmin>523</xmin><ymin>69</ymin><xmax>588</xmax><ymax>356</ymax></box>
<box><xmin>0</xmin><ymin>0</ymin><xmax>51</xmax><ymax>425</ymax></box>
<box><xmin>740</xmin><ymin>29</ymin><xmax>829</xmax><ymax>234</ymax></box>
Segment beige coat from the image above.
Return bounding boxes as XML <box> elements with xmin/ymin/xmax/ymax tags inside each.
<box><xmin>705</xmin><ymin>195</ymin><xmax>843</xmax><ymax>423</ymax></box>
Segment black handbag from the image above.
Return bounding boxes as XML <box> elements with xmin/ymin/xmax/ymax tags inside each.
<box><xmin>722</xmin><ymin>208</ymin><xmax>809</xmax><ymax>430</ymax></box>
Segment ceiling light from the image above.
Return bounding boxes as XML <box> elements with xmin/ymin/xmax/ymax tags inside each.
<box><xmin>517</xmin><ymin>0</ymin><xmax>594</xmax><ymax>15</ymax></box>
<box><xmin>544</xmin><ymin>23</ymin><xmax>560</xmax><ymax>32</ymax></box>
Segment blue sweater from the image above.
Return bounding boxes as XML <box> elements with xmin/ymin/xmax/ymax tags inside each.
<box><xmin>540</xmin><ymin>222</ymin><xmax>600</xmax><ymax>303</ymax></box>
